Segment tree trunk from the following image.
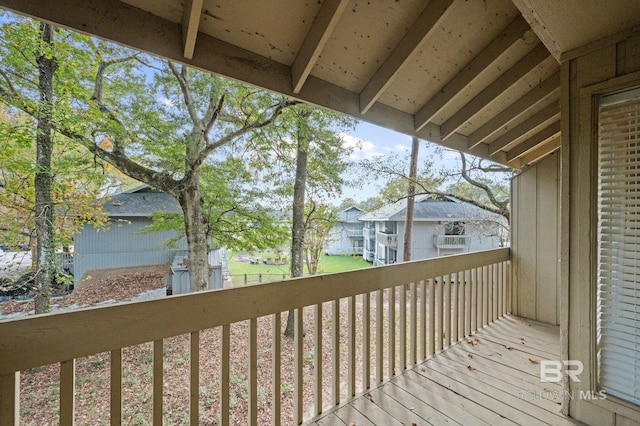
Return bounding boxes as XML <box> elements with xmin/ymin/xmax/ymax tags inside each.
<box><xmin>403</xmin><ymin>136</ymin><xmax>419</xmax><ymax>262</ymax></box>
<box><xmin>285</xmin><ymin>111</ymin><xmax>309</xmax><ymax>338</ymax></box>
<box><xmin>179</xmin><ymin>174</ymin><xmax>210</xmax><ymax>292</ymax></box>
<box><xmin>34</xmin><ymin>23</ymin><xmax>57</xmax><ymax>314</ymax></box>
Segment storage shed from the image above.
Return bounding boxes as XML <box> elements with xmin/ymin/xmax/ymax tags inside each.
<box><xmin>169</xmin><ymin>248</ymin><xmax>226</xmax><ymax>294</ymax></box>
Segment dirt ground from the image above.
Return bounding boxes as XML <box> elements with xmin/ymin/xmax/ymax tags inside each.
<box><xmin>0</xmin><ymin>265</ymin><xmax>169</xmax><ymax>315</ymax></box>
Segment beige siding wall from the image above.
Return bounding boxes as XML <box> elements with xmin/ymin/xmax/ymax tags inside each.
<box><xmin>564</xmin><ymin>33</ymin><xmax>640</xmax><ymax>425</ymax></box>
<box><xmin>511</xmin><ymin>151</ymin><xmax>560</xmax><ymax>325</ymax></box>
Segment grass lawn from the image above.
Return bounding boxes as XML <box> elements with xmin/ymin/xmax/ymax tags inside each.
<box><xmin>227</xmin><ymin>250</ymin><xmax>371</xmax><ymax>285</ymax></box>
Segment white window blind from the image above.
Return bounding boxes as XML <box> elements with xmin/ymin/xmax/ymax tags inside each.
<box><xmin>598</xmin><ymin>86</ymin><xmax>640</xmax><ymax>404</ymax></box>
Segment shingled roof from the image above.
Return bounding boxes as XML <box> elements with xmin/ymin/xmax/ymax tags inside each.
<box><xmin>360</xmin><ymin>194</ymin><xmax>498</xmax><ymax>222</ymax></box>
<box><xmin>102</xmin><ymin>185</ymin><xmax>181</xmax><ymax>217</ymax></box>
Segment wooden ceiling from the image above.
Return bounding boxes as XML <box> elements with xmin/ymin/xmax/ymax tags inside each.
<box><xmin>2</xmin><ymin>0</ymin><xmax>639</xmax><ymax>168</ymax></box>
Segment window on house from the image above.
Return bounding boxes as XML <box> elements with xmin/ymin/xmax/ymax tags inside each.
<box><xmin>444</xmin><ymin>221</ymin><xmax>465</xmax><ymax>235</ymax></box>
<box><xmin>597</xmin><ymin>86</ymin><xmax>640</xmax><ymax>405</ymax></box>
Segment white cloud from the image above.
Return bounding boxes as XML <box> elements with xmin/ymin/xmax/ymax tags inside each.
<box><xmin>338</xmin><ymin>133</ymin><xmax>383</xmax><ymax>160</ymax></box>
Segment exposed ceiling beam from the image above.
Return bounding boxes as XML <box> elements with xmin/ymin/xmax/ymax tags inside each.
<box><xmin>358</xmin><ymin>0</ymin><xmax>454</xmax><ymax>115</ymax></box>
<box><xmin>181</xmin><ymin>0</ymin><xmax>203</xmax><ymax>60</ymax></box>
<box><xmin>508</xmin><ymin>135</ymin><xmax>560</xmax><ymax>169</ymax></box>
<box><xmin>414</xmin><ymin>16</ymin><xmax>530</xmax><ymax>132</ymax></box>
<box><xmin>0</xmin><ymin>0</ymin><xmax>508</xmax><ymax>166</ymax></box>
<box><xmin>488</xmin><ymin>101</ymin><xmax>559</xmax><ymax>155</ymax></box>
<box><xmin>440</xmin><ymin>43</ymin><xmax>550</xmax><ymax>140</ymax></box>
<box><xmin>506</xmin><ymin>120</ymin><xmax>560</xmax><ymax>161</ymax></box>
<box><xmin>291</xmin><ymin>0</ymin><xmax>349</xmax><ymax>94</ymax></box>
<box><xmin>510</xmin><ymin>0</ymin><xmax>561</xmax><ymax>62</ymax></box>
<box><xmin>467</xmin><ymin>70</ymin><xmax>560</xmax><ymax>148</ymax></box>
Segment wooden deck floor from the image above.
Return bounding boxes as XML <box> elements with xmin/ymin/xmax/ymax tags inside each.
<box><xmin>309</xmin><ymin>316</ymin><xmax>581</xmax><ymax>426</ymax></box>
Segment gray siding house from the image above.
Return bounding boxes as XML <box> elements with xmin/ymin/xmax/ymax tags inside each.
<box><xmin>360</xmin><ymin>195</ymin><xmax>504</xmax><ymax>266</ymax></box>
<box><xmin>324</xmin><ymin>206</ymin><xmax>365</xmax><ymax>256</ymax></box>
<box><xmin>73</xmin><ymin>185</ymin><xmax>186</xmax><ymax>282</ymax></box>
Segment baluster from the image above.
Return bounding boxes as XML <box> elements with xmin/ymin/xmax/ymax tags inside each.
<box><xmin>294</xmin><ymin>309</ymin><xmax>303</xmax><ymax>424</ymax></box>
<box><xmin>272</xmin><ymin>314</ymin><xmax>281</xmax><ymax>426</ymax></box>
<box><xmin>331</xmin><ymin>300</ymin><xmax>340</xmax><ymax>406</ymax></box>
<box><xmin>362</xmin><ymin>293</ymin><xmax>370</xmax><ymax>391</ymax></box>
<box><xmin>153</xmin><ymin>340</ymin><xmax>163</xmax><ymax>425</ymax></box>
<box><xmin>465</xmin><ymin>270</ymin><xmax>471</xmax><ymax>337</ymax></box>
<box><xmin>419</xmin><ymin>280</ymin><xmax>427</xmax><ymax>361</ymax></box>
<box><xmin>443</xmin><ymin>275</ymin><xmax>450</xmax><ymax>349</ymax></box>
<box><xmin>399</xmin><ymin>285</ymin><xmax>406</xmax><ymax>371</ymax></box>
<box><xmin>482</xmin><ymin>266</ymin><xmax>489</xmax><ymax>327</ymax></box>
<box><xmin>347</xmin><ymin>297</ymin><xmax>356</xmax><ymax>397</ymax></box>
<box><xmin>452</xmin><ymin>273</ymin><xmax>458</xmax><ymax>343</ymax></box>
<box><xmin>0</xmin><ymin>372</ymin><xmax>20</xmax><ymax>426</ymax></box>
<box><xmin>409</xmin><ymin>282</ymin><xmax>417</xmax><ymax>366</ymax></box>
<box><xmin>60</xmin><ymin>359</ymin><xmax>75</xmax><ymax>426</ymax></box>
<box><xmin>491</xmin><ymin>264</ymin><xmax>498</xmax><ymax>321</ymax></box>
<box><xmin>376</xmin><ymin>290</ymin><xmax>383</xmax><ymax>384</ymax></box>
<box><xmin>249</xmin><ymin>319</ymin><xmax>258</xmax><ymax>425</ymax></box>
<box><xmin>110</xmin><ymin>349</ymin><xmax>122</xmax><ymax>425</ymax></box>
<box><xmin>388</xmin><ymin>287</ymin><xmax>396</xmax><ymax>377</ymax></box>
<box><xmin>436</xmin><ymin>277</ymin><xmax>443</xmax><ymax>352</ymax></box>
<box><xmin>428</xmin><ymin>279</ymin><xmax>435</xmax><ymax>357</ymax></box>
<box><xmin>498</xmin><ymin>262</ymin><xmax>503</xmax><ymax>317</ymax></box>
<box><xmin>220</xmin><ymin>325</ymin><xmax>230</xmax><ymax>426</ymax></box>
<box><xmin>314</xmin><ymin>303</ymin><xmax>323</xmax><ymax>415</ymax></box>
<box><xmin>190</xmin><ymin>331</ymin><xmax>200</xmax><ymax>425</ymax></box>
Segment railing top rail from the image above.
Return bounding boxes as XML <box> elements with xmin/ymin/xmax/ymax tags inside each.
<box><xmin>0</xmin><ymin>248</ymin><xmax>508</xmax><ymax>375</ymax></box>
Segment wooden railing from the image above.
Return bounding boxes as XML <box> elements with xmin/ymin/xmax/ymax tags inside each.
<box><xmin>0</xmin><ymin>248</ymin><xmax>509</xmax><ymax>426</ymax></box>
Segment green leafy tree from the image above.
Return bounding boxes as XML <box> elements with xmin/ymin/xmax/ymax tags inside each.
<box><xmin>0</xmin><ymin>16</ymin><xmax>295</xmax><ymax>292</ymax></box>
<box><xmin>303</xmin><ymin>200</ymin><xmax>336</xmax><ymax>276</ymax></box>
<box><xmin>0</xmin><ymin>18</ymin><xmax>114</xmax><ymax>312</ymax></box>
<box><xmin>250</xmin><ymin>104</ymin><xmax>354</xmax><ymax>337</ymax></box>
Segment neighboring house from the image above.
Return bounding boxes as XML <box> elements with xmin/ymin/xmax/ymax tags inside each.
<box><xmin>360</xmin><ymin>195</ymin><xmax>504</xmax><ymax>266</ymax></box>
<box><xmin>324</xmin><ymin>206</ymin><xmax>365</xmax><ymax>255</ymax></box>
<box><xmin>73</xmin><ymin>185</ymin><xmax>225</xmax><ymax>291</ymax></box>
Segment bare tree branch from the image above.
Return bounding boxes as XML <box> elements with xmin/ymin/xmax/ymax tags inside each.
<box><xmin>168</xmin><ymin>61</ymin><xmax>201</xmax><ymax>127</ymax></box>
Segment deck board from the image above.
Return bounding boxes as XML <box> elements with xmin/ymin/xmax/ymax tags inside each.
<box><xmin>311</xmin><ymin>316</ymin><xmax>581</xmax><ymax>426</ymax></box>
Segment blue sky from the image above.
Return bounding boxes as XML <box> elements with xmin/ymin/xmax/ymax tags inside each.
<box><xmin>338</xmin><ymin>121</ymin><xmax>460</xmax><ymax>202</ymax></box>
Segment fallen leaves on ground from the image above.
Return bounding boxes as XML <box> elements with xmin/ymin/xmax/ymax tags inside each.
<box><xmin>9</xmin><ymin>271</ymin><xmax>411</xmax><ymax>425</ymax></box>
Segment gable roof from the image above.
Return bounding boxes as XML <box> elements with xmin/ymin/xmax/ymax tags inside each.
<box><xmin>102</xmin><ymin>185</ymin><xmax>181</xmax><ymax>217</ymax></box>
<box><xmin>336</xmin><ymin>206</ymin><xmax>365</xmax><ymax>222</ymax></box>
<box><xmin>360</xmin><ymin>194</ymin><xmax>499</xmax><ymax>222</ymax></box>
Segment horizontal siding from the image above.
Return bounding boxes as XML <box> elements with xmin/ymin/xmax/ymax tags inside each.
<box><xmin>74</xmin><ymin>218</ymin><xmax>185</xmax><ymax>281</ymax></box>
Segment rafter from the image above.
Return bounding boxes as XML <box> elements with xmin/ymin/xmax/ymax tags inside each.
<box><xmin>414</xmin><ymin>16</ymin><xmax>531</xmax><ymax>132</ymax></box>
<box><xmin>441</xmin><ymin>43</ymin><xmax>550</xmax><ymax>140</ymax></box>
<box><xmin>510</xmin><ymin>0</ymin><xmax>562</xmax><ymax>61</ymax></box>
<box><xmin>467</xmin><ymin>70</ymin><xmax>560</xmax><ymax>148</ymax></box>
<box><xmin>181</xmin><ymin>0</ymin><xmax>203</xmax><ymax>59</ymax></box>
<box><xmin>292</xmin><ymin>0</ymin><xmax>349</xmax><ymax>94</ymax></box>
<box><xmin>506</xmin><ymin>120</ymin><xmax>560</xmax><ymax>161</ymax></box>
<box><xmin>508</xmin><ymin>135</ymin><xmax>560</xmax><ymax>169</ymax></box>
<box><xmin>488</xmin><ymin>101</ymin><xmax>560</xmax><ymax>155</ymax></box>
<box><xmin>0</xmin><ymin>0</ymin><xmax>515</xmax><ymax>166</ymax></box>
<box><xmin>359</xmin><ymin>0</ymin><xmax>454</xmax><ymax>114</ymax></box>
